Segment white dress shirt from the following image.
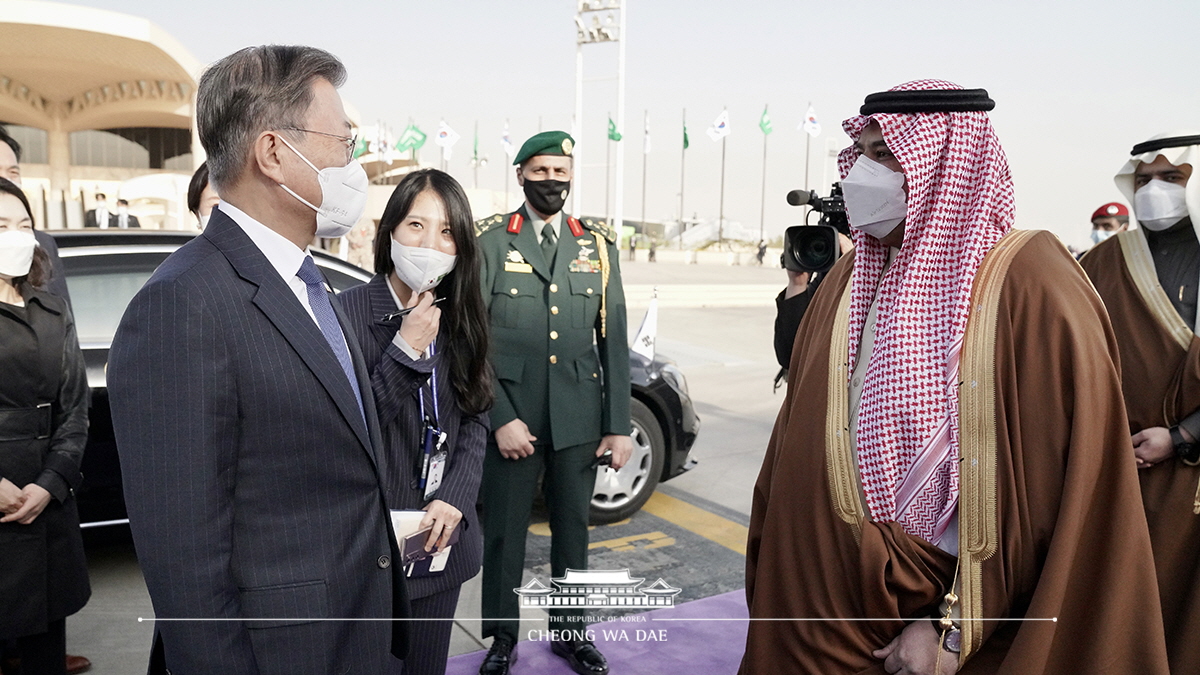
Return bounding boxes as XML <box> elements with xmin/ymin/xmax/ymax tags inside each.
<box><xmin>218</xmin><ymin>201</ymin><xmax>320</xmax><ymax>325</ymax></box>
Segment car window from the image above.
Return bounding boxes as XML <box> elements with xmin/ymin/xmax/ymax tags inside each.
<box><xmin>318</xmin><ymin>264</ymin><xmax>368</xmax><ymax>293</ymax></box>
<box><xmin>62</xmin><ymin>252</ymin><xmax>170</xmax><ymax>345</ymax></box>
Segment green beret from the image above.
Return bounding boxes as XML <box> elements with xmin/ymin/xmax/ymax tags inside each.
<box><xmin>513</xmin><ymin>130</ymin><xmax>575</xmax><ymax>165</ymax></box>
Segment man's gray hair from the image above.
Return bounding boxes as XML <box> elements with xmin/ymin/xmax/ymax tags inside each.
<box><xmin>197</xmin><ymin>45</ymin><xmax>346</xmax><ymax>189</ymax></box>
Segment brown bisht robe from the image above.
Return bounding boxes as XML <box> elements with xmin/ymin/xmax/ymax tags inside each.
<box><xmin>742</xmin><ymin>230</ymin><xmax>1168</xmax><ymax>674</ymax></box>
<box><xmin>1081</xmin><ymin>230</ymin><xmax>1200</xmax><ymax>673</ymax></box>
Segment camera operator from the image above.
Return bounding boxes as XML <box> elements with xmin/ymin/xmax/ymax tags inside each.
<box><xmin>774</xmin><ymin>186</ymin><xmax>853</xmax><ymax>376</ymax></box>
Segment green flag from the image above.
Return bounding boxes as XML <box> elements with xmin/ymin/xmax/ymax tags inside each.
<box><xmin>352</xmin><ymin>135</ymin><xmax>369</xmax><ymax>159</ymax></box>
<box><xmin>683</xmin><ymin>124</ymin><xmax>689</xmax><ymax>150</ymax></box>
<box><xmin>607</xmin><ymin>117</ymin><xmax>622</xmax><ymax>142</ymax></box>
<box><xmin>759</xmin><ymin>106</ymin><xmax>773</xmax><ymax>135</ymax></box>
<box><xmin>395</xmin><ymin>123</ymin><xmax>427</xmax><ymax>152</ymax></box>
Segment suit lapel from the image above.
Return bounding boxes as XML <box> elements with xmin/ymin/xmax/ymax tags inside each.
<box><xmin>204</xmin><ymin>209</ymin><xmax>375</xmax><ymax>458</ymax></box>
<box><xmin>510</xmin><ymin>205</ymin><xmax>552</xmax><ymax>281</ymax></box>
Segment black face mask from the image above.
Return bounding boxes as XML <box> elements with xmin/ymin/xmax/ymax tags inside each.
<box><xmin>523</xmin><ymin>178</ymin><xmax>571</xmax><ymax>217</ymax></box>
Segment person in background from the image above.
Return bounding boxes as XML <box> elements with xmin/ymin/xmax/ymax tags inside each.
<box><xmin>339</xmin><ymin>168</ymin><xmax>491</xmax><ymax>675</ymax></box>
<box><xmin>187</xmin><ymin>162</ymin><xmax>220</xmax><ymax>230</ymax></box>
<box><xmin>1089</xmin><ymin>201</ymin><xmax>1129</xmax><ymax>247</ymax></box>
<box><xmin>82</xmin><ymin>195</ymin><xmax>111</xmax><ymax>229</ymax></box>
<box><xmin>0</xmin><ymin>177</ymin><xmax>90</xmax><ymax>675</ymax></box>
<box><xmin>1079</xmin><ymin>132</ymin><xmax>1200</xmax><ymax>673</ymax></box>
<box><xmin>0</xmin><ymin>127</ymin><xmax>71</xmax><ymax>309</ymax></box>
<box><xmin>113</xmin><ymin>200</ymin><xmax>139</xmax><ymax>229</ymax></box>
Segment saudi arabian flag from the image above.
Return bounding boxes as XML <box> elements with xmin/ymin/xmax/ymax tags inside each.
<box><xmin>608</xmin><ymin>117</ymin><xmax>622</xmax><ymax>142</ymax></box>
<box><xmin>395</xmin><ymin>124</ymin><xmax>427</xmax><ymax>152</ymax></box>
<box><xmin>683</xmin><ymin>124</ymin><xmax>689</xmax><ymax>150</ymax></box>
<box><xmin>759</xmin><ymin>106</ymin><xmax>773</xmax><ymax>135</ymax></box>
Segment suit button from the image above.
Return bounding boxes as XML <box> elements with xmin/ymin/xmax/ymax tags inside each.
<box><xmin>593</xmin><ymin>373</ymin><xmax>598</xmax><ymax>378</ymax></box>
<box><xmin>586</xmin><ymin>288</ymin><xmax>593</xmax><ymax>295</ymax></box>
<box><xmin>550</xmin><ymin>355</ymin><xmax>558</xmax><ymax>364</ymax></box>
<box><xmin>510</xmin><ymin>288</ymin><xmax>519</xmax><ymax>295</ymax></box>
<box><xmin>550</xmin><ymin>283</ymin><xmax>559</xmax><ymax>292</ymax></box>
<box><xmin>550</xmin><ymin>331</ymin><xmax>559</xmax><ymax>339</ymax></box>
<box><xmin>551</xmin><ymin>306</ymin><xmax>559</xmax><ymax>314</ymax></box>
<box><xmin>377</xmin><ymin>555</ymin><xmax>391</xmax><ymax>569</ymax></box>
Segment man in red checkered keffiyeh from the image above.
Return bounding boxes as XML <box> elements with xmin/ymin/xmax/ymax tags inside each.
<box><xmin>741</xmin><ymin>81</ymin><xmax>1168</xmax><ymax>675</ymax></box>
<box><xmin>839</xmin><ymin>79</ymin><xmax>1014</xmax><ymax>548</ymax></box>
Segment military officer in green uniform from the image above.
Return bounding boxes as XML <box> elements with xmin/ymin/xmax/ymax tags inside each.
<box><xmin>476</xmin><ymin>131</ymin><xmax>632</xmax><ymax>675</ymax></box>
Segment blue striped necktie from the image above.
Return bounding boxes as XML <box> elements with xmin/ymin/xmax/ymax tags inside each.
<box><xmin>296</xmin><ymin>256</ymin><xmax>365</xmax><ymax>422</ymax></box>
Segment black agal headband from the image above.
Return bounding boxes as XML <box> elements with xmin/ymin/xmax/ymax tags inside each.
<box><xmin>1131</xmin><ymin>135</ymin><xmax>1200</xmax><ymax>156</ymax></box>
<box><xmin>860</xmin><ymin>89</ymin><xmax>995</xmax><ymax>115</ymax></box>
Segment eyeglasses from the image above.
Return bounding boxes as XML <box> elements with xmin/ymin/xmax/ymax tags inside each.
<box><xmin>280</xmin><ymin>127</ymin><xmax>357</xmax><ymax>161</ymax></box>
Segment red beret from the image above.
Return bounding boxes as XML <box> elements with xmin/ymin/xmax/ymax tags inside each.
<box><xmin>1091</xmin><ymin>202</ymin><xmax>1129</xmax><ymax>220</ymax></box>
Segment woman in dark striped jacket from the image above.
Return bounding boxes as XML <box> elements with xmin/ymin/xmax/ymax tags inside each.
<box><xmin>339</xmin><ymin>169</ymin><xmax>492</xmax><ymax>675</ymax></box>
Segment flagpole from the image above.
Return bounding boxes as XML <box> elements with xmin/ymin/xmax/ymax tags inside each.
<box><xmin>472</xmin><ymin>120</ymin><xmax>478</xmax><ymax>189</ymax></box>
<box><xmin>804</xmin><ymin>100</ymin><xmax>812</xmax><ymax>191</ymax></box>
<box><xmin>679</xmin><ymin>108</ymin><xmax>686</xmax><ymax>250</ymax></box>
<box><xmin>606</xmin><ymin>111</ymin><xmax>612</xmax><ymax>226</ymax></box>
<box><xmin>641</xmin><ymin>109</ymin><xmax>648</xmax><ymax>240</ymax></box>
<box><xmin>504</xmin><ymin>119</ymin><xmax>510</xmax><ymax>212</ymax></box>
<box><xmin>613</xmin><ymin>0</ymin><xmax>628</xmax><ymax>248</ymax></box>
<box><xmin>760</xmin><ymin>113</ymin><xmax>768</xmax><ymax>243</ymax></box>
<box><xmin>718</xmin><ymin>131</ymin><xmax>726</xmax><ymax>249</ymax></box>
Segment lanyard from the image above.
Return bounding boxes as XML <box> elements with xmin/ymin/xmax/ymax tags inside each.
<box><xmin>417</xmin><ymin>340</ymin><xmax>440</xmax><ymax>430</ymax></box>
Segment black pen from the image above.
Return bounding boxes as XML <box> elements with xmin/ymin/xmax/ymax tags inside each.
<box><xmin>381</xmin><ymin>297</ymin><xmax>446</xmax><ymax>322</ymax></box>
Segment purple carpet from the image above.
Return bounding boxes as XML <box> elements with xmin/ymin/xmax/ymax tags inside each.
<box><xmin>447</xmin><ymin>590</ymin><xmax>748</xmax><ymax>674</ymax></box>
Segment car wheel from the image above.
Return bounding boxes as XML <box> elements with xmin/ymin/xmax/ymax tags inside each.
<box><xmin>590</xmin><ymin>398</ymin><xmax>665</xmax><ymax>524</ymax></box>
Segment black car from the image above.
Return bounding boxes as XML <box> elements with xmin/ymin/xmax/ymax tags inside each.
<box><xmin>51</xmin><ymin>230</ymin><xmax>699</xmax><ymax>528</ymax></box>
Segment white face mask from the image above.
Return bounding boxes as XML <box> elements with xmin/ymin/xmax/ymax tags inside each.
<box><xmin>276</xmin><ymin>134</ymin><xmax>369</xmax><ymax>238</ymax></box>
<box><xmin>1091</xmin><ymin>229</ymin><xmax>1116</xmax><ymax>246</ymax></box>
<box><xmin>842</xmin><ymin>155</ymin><xmax>908</xmax><ymax>239</ymax></box>
<box><xmin>1134</xmin><ymin>179</ymin><xmax>1189</xmax><ymax>231</ymax></box>
<box><xmin>0</xmin><ymin>229</ymin><xmax>37</xmax><ymax>278</ymax></box>
<box><xmin>390</xmin><ymin>239</ymin><xmax>457</xmax><ymax>295</ymax></box>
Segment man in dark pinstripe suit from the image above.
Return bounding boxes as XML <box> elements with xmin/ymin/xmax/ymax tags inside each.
<box><xmin>107</xmin><ymin>46</ymin><xmax>409</xmax><ymax>675</ymax></box>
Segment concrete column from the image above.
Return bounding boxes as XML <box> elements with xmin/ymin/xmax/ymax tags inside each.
<box><xmin>45</xmin><ymin>118</ymin><xmax>70</xmax><ymax>230</ymax></box>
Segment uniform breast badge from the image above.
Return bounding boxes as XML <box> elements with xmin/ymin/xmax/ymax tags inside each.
<box><xmin>504</xmin><ymin>249</ymin><xmax>533</xmax><ymax>273</ymax></box>
<box><xmin>569</xmin><ymin>246</ymin><xmax>601</xmax><ymax>274</ymax></box>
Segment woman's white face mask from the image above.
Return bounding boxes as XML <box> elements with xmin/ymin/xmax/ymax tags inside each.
<box><xmin>1134</xmin><ymin>179</ymin><xmax>1189</xmax><ymax>231</ymax></box>
<box><xmin>0</xmin><ymin>229</ymin><xmax>37</xmax><ymax>278</ymax></box>
<box><xmin>842</xmin><ymin>155</ymin><xmax>908</xmax><ymax>239</ymax></box>
<box><xmin>390</xmin><ymin>239</ymin><xmax>457</xmax><ymax>295</ymax></box>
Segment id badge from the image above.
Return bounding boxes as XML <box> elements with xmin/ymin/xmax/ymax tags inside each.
<box><xmin>424</xmin><ymin>451</ymin><xmax>447</xmax><ymax>500</ymax></box>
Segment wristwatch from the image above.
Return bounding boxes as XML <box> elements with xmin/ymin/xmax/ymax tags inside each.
<box><xmin>930</xmin><ymin>618</ymin><xmax>962</xmax><ymax>653</ymax></box>
<box><xmin>1170</xmin><ymin>426</ymin><xmax>1200</xmax><ymax>466</ymax></box>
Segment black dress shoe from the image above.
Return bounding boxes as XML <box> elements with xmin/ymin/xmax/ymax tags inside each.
<box><xmin>551</xmin><ymin>639</ymin><xmax>609</xmax><ymax>675</ymax></box>
<box><xmin>479</xmin><ymin>636</ymin><xmax>518</xmax><ymax>675</ymax></box>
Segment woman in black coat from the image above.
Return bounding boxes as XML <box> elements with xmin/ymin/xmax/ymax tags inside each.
<box><xmin>0</xmin><ymin>178</ymin><xmax>90</xmax><ymax>675</ymax></box>
<box><xmin>339</xmin><ymin>169</ymin><xmax>492</xmax><ymax>675</ymax></box>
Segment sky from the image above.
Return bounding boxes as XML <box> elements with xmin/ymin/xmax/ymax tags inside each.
<box><xmin>61</xmin><ymin>0</ymin><xmax>1200</xmax><ymax>248</ymax></box>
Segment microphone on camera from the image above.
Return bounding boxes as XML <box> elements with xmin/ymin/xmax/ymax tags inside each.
<box><xmin>786</xmin><ymin>189</ymin><xmax>815</xmax><ymax>207</ymax></box>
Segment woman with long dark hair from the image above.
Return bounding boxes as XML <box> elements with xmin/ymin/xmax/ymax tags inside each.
<box><xmin>339</xmin><ymin>169</ymin><xmax>492</xmax><ymax>675</ymax></box>
<box><xmin>0</xmin><ymin>177</ymin><xmax>90</xmax><ymax>675</ymax></box>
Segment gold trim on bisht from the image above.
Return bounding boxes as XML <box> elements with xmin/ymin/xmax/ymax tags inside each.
<box><xmin>1118</xmin><ymin>230</ymin><xmax>1193</xmax><ymax>351</ymax></box>
<box><xmin>825</xmin><ymin>278</ymin><xmax>863</xmax><ymax>543</ymax></box>
<box><xmin>957</xmin><ymin>228</ymin><xmax>1038</xmax><ymax>660</ymax></box>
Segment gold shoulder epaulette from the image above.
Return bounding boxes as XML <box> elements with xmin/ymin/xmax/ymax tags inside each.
<box><xmin>474</xmin><ymin>213</ymin><xmax>505</xmax><ymax>237</ymax></box>
<box><xmin>581</xmin><ymin>217</ymin><xmax>618</xmax><ymax>245</ymax></box>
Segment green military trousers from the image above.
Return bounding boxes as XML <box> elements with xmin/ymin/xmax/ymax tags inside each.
<box><xmin>480</xmin><ymin>440</ymin><xmax>598</xmax><ymax>642</ymax></box>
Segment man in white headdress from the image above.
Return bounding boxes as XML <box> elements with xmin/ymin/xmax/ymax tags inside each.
<box><xmin>1080</xmin><ymin>131</ymin><xmax>1200</xmax><ymax>673</ymax></box>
